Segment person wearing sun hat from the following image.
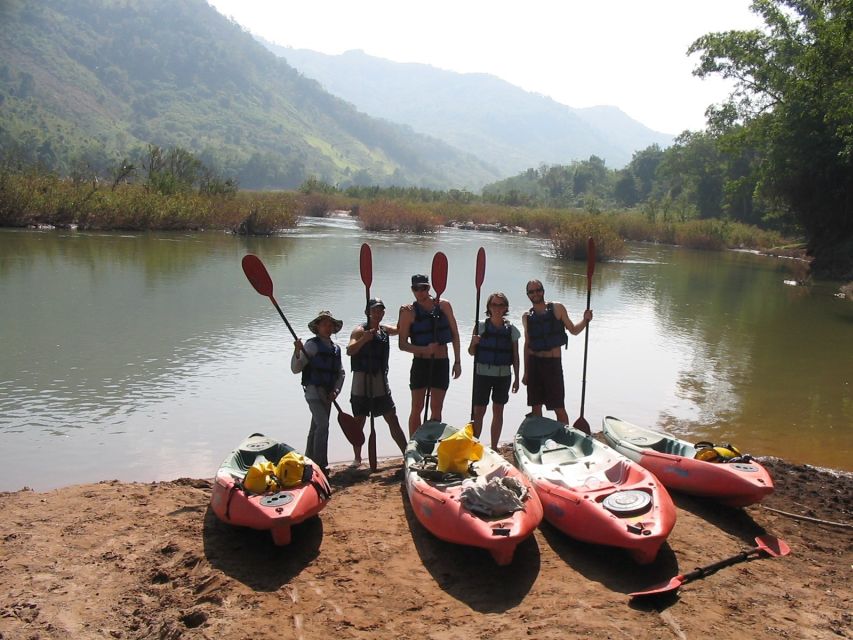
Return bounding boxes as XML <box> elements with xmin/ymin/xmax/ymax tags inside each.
<box><xmin>346</xmin><ymin>297</ymin><xmax>408</xmax><ymax>466</ymax></box>
<box><xmin>291</xmin><ymin>310</ymin><xmax>345</xmax><ymax>477</ymax></box>
<box><xmin>398</xmin><ymin>273</ymin><xmax>462</xmax><ymax>435</ymax></box>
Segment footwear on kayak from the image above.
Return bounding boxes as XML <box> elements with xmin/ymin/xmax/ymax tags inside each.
<box><xmin>601</xmin><ymin>416</ymin><xmax>774</xmax><ymax>508</ymax></box>
<box><xmin>210</xmin><ymin>433</ymin><xmax>331</xmax><ymax>545</ymax></box>
<box><xmin>404</xmin><ymin>421</ymin><xmax>543</xmax><ymax>566</ymax></box>
<box><xmin>514</xmin><ymin>415</ymin><xmax>676</xmax><ymax>564</ymax></box>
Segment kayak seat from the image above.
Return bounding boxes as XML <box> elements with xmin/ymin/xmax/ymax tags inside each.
<box><xmin>413</xmin><ymin>437</ymin><xmax>439</xmax><ymax>456</ymax></box>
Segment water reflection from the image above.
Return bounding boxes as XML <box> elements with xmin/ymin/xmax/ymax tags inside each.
<box><xmin>0</xmin><ymin>224</ymin><xmax>850</xmax><ymax>491</ymax></box>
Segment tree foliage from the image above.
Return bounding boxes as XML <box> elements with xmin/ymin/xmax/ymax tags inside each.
<box><xmin>689</xmin><ymin>0</ymin><xmax>853</xmax><ymax>276</ymax></box>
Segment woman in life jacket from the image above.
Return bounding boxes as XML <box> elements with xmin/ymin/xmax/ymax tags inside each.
<box><xmin>346</xmin><ymin>298</ymin><xmax>408</xmax><ymax>466</ymax></box>
<box><xmin>397</xmin><ymin>273</ymin><xmax>462</xmax><ymax>435</ymax></box>
<box><xmin>468</xmin><ymin>292</ymin><xmax>521</xmax><ymax>449</ymax></box>
<box><xmin>291</xmin><ymin>310</ymin><xmax>345</xmax><ymax>478</ymax></box>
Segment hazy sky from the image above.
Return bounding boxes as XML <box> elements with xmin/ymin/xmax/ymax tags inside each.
<box><xmin>207</xmin><ymin>0</ymin><xmax>763</xmax><ymax>135</ymax></box>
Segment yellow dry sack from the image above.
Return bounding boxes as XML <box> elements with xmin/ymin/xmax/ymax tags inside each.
<box><xmin>436</xmin><ymin>423</ymin><xmax>483</xmax><ymax>474</ymax></box>
<box><xmin>244</xmin><ymin>460</ymin><xmax>279</xmax><ymax>494</ymax></box>
<box><xmin>275</xmin><ymin>451</ymin><xmax>306</xmax><ymax>488</ymax></box>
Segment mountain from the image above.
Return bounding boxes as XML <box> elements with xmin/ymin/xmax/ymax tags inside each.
<box><xmin>262</xmin><ymin>46</ymin><xmax>674</xmax><ymax>175</ymax></box>
<box><xmin>0</xmin><ymin>0</ymin><xmax>500</xmax><ymax>190</ymax></box>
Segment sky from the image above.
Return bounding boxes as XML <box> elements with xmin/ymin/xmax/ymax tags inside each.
<box><xmin>207</xmin><ymin>0</ymin><xmax>764</xmax><ymax>135</ymax></box>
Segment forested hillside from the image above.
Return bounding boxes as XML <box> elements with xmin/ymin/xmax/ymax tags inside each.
<box><xmin>267</xmin><ymin>46</ymin><xmax>673</xmax><ymax>175</ymax></box>
<box><xmin>0</xmin><ymin>0</ymin><xmax>500</xmax><ymax>189</ymax></box>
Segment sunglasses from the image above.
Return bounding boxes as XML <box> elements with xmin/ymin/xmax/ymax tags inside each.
<box><xmin>412</xmin><ymin>284</ymin><xmax>430</xmax><ymax>292</ymax></box>
<box><xmin>527</xmin><ymin>288</ymin><xmax>544</xmax><ymax>294</ymax></box>
<box><xmin>490</xmin><ymin>302</ymin><xmax>507</xmax><ymax>307</ymax></box>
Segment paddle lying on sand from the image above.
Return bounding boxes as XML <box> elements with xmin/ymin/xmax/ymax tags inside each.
<box><xmin>241</xmin><ymin>253</ymin><xmax>364</xmax><ymax>447</ymax></box>
<box><xmin>572</xmin><ymin>237</ymin><xmax>596</xmax><ymax>436</ymax></box>
<box><xmin>423</xmin><ymin>251</ymin><xmax>449</xmax><ymax>423</ymax></box>
<box><xmin>470</xmin><ymin>247</ymin><xmax>486</xmax><ymax>422</ymax></box>
<box><xmin>629</xmin><ymin>534</ymin><xmax>790</xmax><ymax>598</ymax></box>
<box><xmin>359</xmin><ymin>242</ymin><xmax>377</xmax><ymax>471</ymax></box>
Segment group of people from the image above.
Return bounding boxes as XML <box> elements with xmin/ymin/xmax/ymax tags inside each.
<box><xmin>291</xmin><ymin>274</ymin><xmax>592</xmax><ymax>477</ymax></box>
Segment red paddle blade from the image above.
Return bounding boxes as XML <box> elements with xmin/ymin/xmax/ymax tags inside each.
<box><xmin>242</xmin><ymin>254</ymin><xmax>274</xmax><ymax>297</ymax></box>
<box><xmin>755</xmin><ymin>535</ymin><xmax>790</xmax><ymax>557</ymax></box>
<box><xmin>432</xmin><ymin>251</ymin><xmax>448</xmax><ymax>297</ymax></box>
<box><xmin>475</xmin><ymin>247</ymin><xmax>486</xmax><ymax>288</ymax></box>
<box><xmin>586</xmin><ymin>237</ymin><xmax>596</xmax><ymax>281</ymax></box>
<box><xmin>360</xmin><ymin>243</ymin><xmax>373</xmax><ymax>289</ymax></box>
<box><xmin>630</xmin><ymin>575</ymin><xmax>685</xmax><ymax>598</ymax></box>
<box><xmin>572</xmin><ymin>416</ymin><xmax>591</xmax><ymax>435</ymax></box>
<box><xmin>336</xmin><ymin>404</ymin><xmax>365</xmax><ymax>447</ymax></box>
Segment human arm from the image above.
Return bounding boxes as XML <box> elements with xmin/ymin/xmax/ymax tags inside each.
<box><xmin>467</xmin><ymin>321</ymin><xmax>481</xmax><ymax>356</ymax></box>
<box><xmin>521</xmin><ymin>313</ymin><xmax>530</xmax><ymax>386</ymax></box>
<box><xmin>291</xmin><ymin>338</ymin><xmax>321</xmax><ymax>372</ymax></box>
<box><xmin>397</xmin><ymin>305</ymin><xmax>436</xmax><ymax>356</ymax></box>
<box><xmin>346</xmin><ymin>324</ymin><xmax>370</xmax><ymax>356</ymax></box>
<box><xmin>555</xmin><ymin>302</ymin><xmax>592</xmax><ymax>336</ymax></box>
<box><xmin>511</xmin><ymin>325</ymin><xmax>521</xmax><ymax>393</ymax></box>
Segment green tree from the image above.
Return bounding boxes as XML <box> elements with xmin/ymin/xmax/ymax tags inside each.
<box><xmin>690</xmin><ymin>0</ymin><xmax>853</xmax><ymax>277</ymax></box>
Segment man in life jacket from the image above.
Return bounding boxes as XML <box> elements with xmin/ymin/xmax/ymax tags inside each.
<box><xmin>346</xmin><ymin>297</ymin><xmax>408</xmax><ymax>465</ymax></box>
<box><xmin>398</xmin><ymin>274</ymin><xmax>462</xmax><ymax>435</ymax></box>
<box><xmin>468</xmin><ymin>291</ymin><xmax>521</xmax><ymax>449</ymax></box>
<box><xmin>291</xmin><ymin>310</ymin><xmax>346</xmax><ymax>478</ymax></box>
<box><xmin>522</xmin><ymin>280</ymin><xmax>592</xmax><ymax>427</ymax></box>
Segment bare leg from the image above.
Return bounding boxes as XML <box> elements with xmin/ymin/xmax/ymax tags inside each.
<box><xmin>351</xmin><ymin>416</ymin><xmax>365</xmax><ymax>465</ymax></box>
<box><xmin>471</xmin><ymin>405</ymin><xmax>487</xmax><ymax>439</ymax></box>
<box><xmin>490</xmin><ymin>403</ymin><xmax>505</xmax><ymax>450</ymax></box>
<box><xmin>384</xmin><ymin>411</ymin><xmax>409</xmax><ymax>454</ymax></box>
<box><xmin>428</xmin><ymin>388</ymin><xmax>447</xmax><ymax>422</ymax></box>
<box><xmin>530</xmin><ymin>404</ymin><xmax>543</xmax><ymax>417</ymax></box>
<box><xmin>409</xmin><ymin>388</ymin><xmax>426</xmax><ymax>435</ymax></box>
<box><xmin>555</xmin><ymin>407</ymin><xmax>569</xmax><ymax>424</ymax></box>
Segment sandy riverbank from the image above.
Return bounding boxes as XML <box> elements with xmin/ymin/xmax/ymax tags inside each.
<box><xmin>0</xmin><ymin>453</ymin><xmax>850</xmax><ymax>639</ymax></box>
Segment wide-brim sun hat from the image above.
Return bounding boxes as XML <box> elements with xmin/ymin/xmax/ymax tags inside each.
<box><xmin>308</xmin><ymin>310</ymin><xmax>343</xmax><ymax>335</ymax></box>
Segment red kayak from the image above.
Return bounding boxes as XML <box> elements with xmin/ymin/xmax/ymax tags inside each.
<box><xmin>514</xmin><ymin>415</ymin><xmax>676</xmax><ymax>564</ymax></box>
<box><xmin>404</xmin><ymin>421</ymin><xmax>543</xmax><ymax>566</ymax></box>
<box><xmin>210</xmin><ymin>433</ymin><xmax>331</xmax><ymax>545</ymax></box>
<box><xmin>602</xmin><ymin>416</ymin><xmax>774</xmax><ymax>507</ymax></box>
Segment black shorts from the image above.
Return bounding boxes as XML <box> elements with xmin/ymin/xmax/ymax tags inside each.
<box><xmin>351</xmin><ymin>393</ymin><xmax>396</xmax><ymax>418</ymax></box>
<box><xmin>472</xmin><ymin>373</ymin><xmax>511</xmax><ymax>406</ymax></box>
<box><xmin>526</xmin><ymin>356</ymin><xmax>565</xmax><ymax>410</ymax></box>
<box><xmin>409</xmin><ymin>357</ymin><xmax>450</xmax><ymax>391</ymax></box>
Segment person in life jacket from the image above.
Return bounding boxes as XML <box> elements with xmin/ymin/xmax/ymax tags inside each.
<box><xmin>291</xmin><ymin>310</ymin><xmax>345</xmax><ymax>478</ymax></box>
<box><xmin>397</xmin><ymin>273</ymin><xmax>462</xmax><ymax>435</ymax></box>
<box><xmin>521</xmin><ymin>279</ymin><xmax>593</xmax><ymax>430</ymax></box>
<box><xmin>346</xmin><ymin>297</ymin><xmax>408</xmax><ymax>466</ymax></box>
<box><xmin>468</xmin><ymin>292</ymin><xmax>521</xmax><ymax>449</ymax></box>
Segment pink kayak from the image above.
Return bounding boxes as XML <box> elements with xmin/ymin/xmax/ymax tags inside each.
<box><xmin>602</xmin><ymin>416</ymin><xmax>774</xmax><ymax>507</ymax></box>
<box><xmin>210</xmin><ymin>433</ymin><xmax>331</xmax><ymax>545</ymax></box>
<box><xmin>404</xmin><ymin>421</ymin><xmax>543</xmax><ymax>566</ymax></box>
<box><xmin>514</xmin><ymin>415</ymin><xmax>676</xmax><ymax>564</ymax></box>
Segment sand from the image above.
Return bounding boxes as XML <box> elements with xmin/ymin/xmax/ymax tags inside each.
<box><xmin>0</xmin><ymin>452</ymin><xmax>850</xmax><ymax>640</ymax></box>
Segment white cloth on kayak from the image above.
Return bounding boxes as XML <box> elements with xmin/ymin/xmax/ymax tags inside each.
<box><xmin>459</xmin><ymin>476</ymin><xmax>528</xmax><ymax>517</ymax></box>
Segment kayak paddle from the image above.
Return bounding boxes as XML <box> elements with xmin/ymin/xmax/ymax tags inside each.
<box><xmin>629</xmin><ymin>534</ymin><xmax>790</xmax><ymax>598</ymax></box>
<box><xmin>572</xmin><ymin>237</ymin><xmax>595</xmax><ymax>436</ymax></box>
<box><xmin>241</xmin><ymin>254</ymin><xmax>364</xmax><ymax>447</ymax></box>
<box><xmin>471</xmin><ymin>247</ymin><xmax>486</xmax><ymax>422</ymax></box>
<box><xmin>359</xmin><ymin>242</ymin><xmax>378</xmax><ymax>471</ymax></box>
<box><xmin>423</xmin><ymin>251</ymin><xmax>448</xmax><ymax>423</ymax></box>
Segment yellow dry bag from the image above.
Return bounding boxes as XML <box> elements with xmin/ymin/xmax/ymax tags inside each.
<box><xmin>244</xmin><ymin>459</ymin><xmax>279</xmax><ymax>494</ymax></box>
<box><xmin>436</xmin><ymin>423</ymin><xmax>483</xmax><ymax>474</ymax></box>
<box><xmin>275</xmin><ymin>451</ymin><xmax>306</xmax><ymax>487</ymax></box>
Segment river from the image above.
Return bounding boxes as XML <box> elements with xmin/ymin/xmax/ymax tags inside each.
<box><xmin>1</xmin><ymin>218</ymin><xmax>850</xmax><ymax>491</ymax></box>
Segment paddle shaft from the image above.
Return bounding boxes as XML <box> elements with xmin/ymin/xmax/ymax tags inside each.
<box><xmin>360</xmin><ymin>243</ymin><xmax>377</xmax><ymax>471</ymax></box>
<box><xmin>577</xmin><ymin>283</ymin><xmax>592</xmax><ymax>418</ymax></box>
<box><xmin>470</xmin><ymin>248</ymin><xmax>485</xmax><ymax>423</ymax></box>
